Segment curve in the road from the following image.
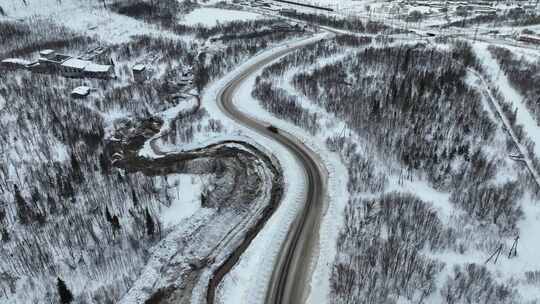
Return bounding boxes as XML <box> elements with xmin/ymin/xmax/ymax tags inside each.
<box><xmin>209</xmin><ymin>36</ymin><xmax>328</xmax><ymax>304</ymax></box>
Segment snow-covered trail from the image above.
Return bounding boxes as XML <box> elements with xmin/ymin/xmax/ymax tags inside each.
<box><xmin>474</xmin><ymin>43</ymin><xmax>540</xmax><ymax>161</ymax></box>
<box><xmin>468</xmin><ymin>53</ymin><xmax>540</xmax><ymax>189</ymax></box>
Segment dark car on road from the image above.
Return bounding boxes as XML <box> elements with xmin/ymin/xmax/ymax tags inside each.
<box><xmin>267</xmin><ymin>125</ymin><xmax>279</xmax><ymax>133</ymax></box>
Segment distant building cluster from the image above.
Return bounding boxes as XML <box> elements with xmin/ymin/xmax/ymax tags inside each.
<box><xmin>518</xmin><ymin>34</ymin><xmax>540</xmax><ymax>44</ymax></box>
<box><xmin>1</xmin><ymin>48</ymin><xmax>114</xmax><ymax>79</ymax></box>
<box><xmin>375</xmin><ymin>0</ymin><xmax>538</xmax><ymax>19</ymax></box>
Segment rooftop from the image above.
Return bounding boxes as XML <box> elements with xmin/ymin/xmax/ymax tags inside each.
<box><xmin>61</xmin><ymin>58</ymin><xmax>91</xmax><ymax>69</ymax></box>
<box><xmin>133</xmin><ymin>64</ymin><xmax>146</xmax><ymax>72</ymax></box>
<box><xmin>1</xmin><ymin>58</ymin><xmax>30</xmax><ymax>65</ymax></box>
<box><xmin>71</xmin><ymin>86</ymin><xmax>91</xmax><ymax>96</ymax></box>
<box><xmin>85</xmin><ymin>63</ymin><xmax>112</xmax><ymax>73</ymax></box>
<box><xmin>40</xmin><ymin>49</ymin><xmax>55</xmax><ymax>55</ymax></box>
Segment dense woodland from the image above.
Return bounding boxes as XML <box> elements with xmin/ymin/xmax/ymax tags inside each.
<box><xmin>445</xmin><ymin>10</ymin><xmax>540</xmax><ymax>28</ymax></box>
<box><xmin>280</xmin><ymin>11</ymin><xmax>396</xmax><ymax>34</ymax></box>
<box><xmin>0</xmin><ymin>63</ymin><xmax>168</xmax><ymax>302</ymax></box>
<box><xmin>0</xmin><ymin>19</ymin><xmax>94</xmax><ymax>59</ymax></box>
<box><xmin>253</xmin><ymin>36</ymin><xmax>529</xmax><ymax>303</ymax></box>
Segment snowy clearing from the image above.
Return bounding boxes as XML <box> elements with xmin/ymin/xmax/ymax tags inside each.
<box><xmin>179</xmin><ymin>8</ymin><xmax>264</xmax><ymax>27</ymax></box>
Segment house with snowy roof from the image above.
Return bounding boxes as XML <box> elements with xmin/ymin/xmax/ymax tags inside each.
<box><xmin>61</xmin><ymin>58</ymin><xmax>114</xmax><ymax>79</ymax></box>
<box><xmin>25</xmin><ymin>49</ymin><xmax>114</xmax><ymax>79</ymax></box>
<box><xmin>0</xmin><ymin>58</ymin><xmax>30</xmax><ymax>70</ymax></box>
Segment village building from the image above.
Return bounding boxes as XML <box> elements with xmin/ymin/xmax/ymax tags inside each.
<box><xmin>71</xmin><ymin>86</ymin><xmax>91</xmax><ymax>98</ymax></box>
<box><xmin>61</xmin><ymin>58</ymin><xmax>114</xmax><ymax>79</ymax></box>
<box><xmin>29</xmin><ymin>52</ymin><xmax>71</xmax><ymax>73</ymax></box>
<box><xmin>85</xmin><ymin>62</ymin><xmax>114</xmax><ymax>79</ymax></box>
<box><xmin>518</xmin><ymin>34</ymin><xmax>540</xmax><ymax>45</ymax></box>
<box><xmin>80</xmin><ymin>46</ymin><xmax>112</xmax><ymax>65</ymax></box>
<box><xmin>0</xmin><ymin>58</ymin><xmax>30</xmax><ymax>70</ymax></box>
<box><xmin>17</xmin><ymin>49</ymin><xmax>113</xmax><ymax>78</ymax></box>
<box><xmin>61</xmin><ymin>58</ymin><xmax>92</xmax><ymax>78</ymax></box>
<box><xmin>39</xmin><ymin>49</ymin><xmax>56</xmax><ymax>60</ymax></box>
<box><xmin>132</xmin><ymin>64</ymin><xmax>147</xmax><ymax>82</ymax></box>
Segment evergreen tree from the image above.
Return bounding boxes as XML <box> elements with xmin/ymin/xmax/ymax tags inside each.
<box><xmin>14</xmin><ymin>185</ymin><xmax>32</xmax><ymax>224</ymax></box>
<box><xmin>31</xmin><ymin>187</ymin><xmax>41</xmax><ymax>206</ymax></box>
<box><xmin>47</xmin><ymin>195</ymin><xmax>57</xmax><ymax>215</ymax></box>
<box><xmin>132</xmin><ymin>189</ymin><xmax>139</xmax><ymax>207</ymax></box>
<box><xmin>70</xmin><ymin>153</ymin><xmax>83</xmax><ymax>183</ymax></box>
<box><xmin>105</xmin><ymin>207</ymin><xmax>113</xmax><ymax>223</ymax></box>
<box><xmin>1</xmin><ymin>229</ymin><xmax>9</xmax><ymax>242</ymax></box>
<box><xmin>201</xmin><ymin>192</ymin><xmax>208</xmax><ymax>207</ymax></box>
<box><xmin>99</xmin><ymin>152</ymin><xmax>110</xmax><ymax>175</ymax></box>
<box><xmin>57</xmin><ymin>277</ymin><xmax>73</xmax><ymax>304</ymax></box>
<box><xmin>145</xmin><ymin>208</ymin><xmax>155</xmax><ymax>237</ymax></box>
<box><xmin>111</xmin><ymin>215</ymin><xmax>121</xmax><ymax>232</ymax></box>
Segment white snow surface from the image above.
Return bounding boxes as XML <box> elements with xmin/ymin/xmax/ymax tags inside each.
<box><xmin>0</xmin><ymin>0</ymin><xmax>180</xmax><ymax>43</ymax></box>
<box><xmin>179</xmin><ymin>7</ymin><xmax>264</xmax><ymax>27</ymax></box>
<box><xmin>158</xmin><ymin>174</ymin><xmax>205</xmax><ymax>228</ymax></box>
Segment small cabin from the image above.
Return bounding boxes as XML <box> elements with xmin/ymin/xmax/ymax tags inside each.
<box><xmin>39</xmin><ymin>49</ymin><xmax>56</xmax><ymax>60</ymax></box>
<box><xmin>84</xmin><ymin>63</ymin><xmax>114</xmax><ymax>79</ymax></box>
<box><xmin>132</xmin><ymin>64</ymin><xmax>147</xmax><ymax>82</ymax></box>
<box><xmin>71</xmin><ymin>86</ymin><xmax>91</xmax><ymax>98</ymax></box>
<box><xmin>60</xmin><ymin>58</ymin><xmax>114</xmax><ymax>78</ymax></box>
<box><xmin>61</xmin><ymin>58</ymin><xmax>90</xmax><ymax>78</ymax></box>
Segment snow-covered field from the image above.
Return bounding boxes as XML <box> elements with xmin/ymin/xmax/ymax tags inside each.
<box><xmin>179</xmin><ymin>7</ymin><xmax>265</xmax><ymax>27</ymax></box>
<box><xmin>0</xmin><ymin>0</ymin><xmax>180</xmax><ymax>43</ymax></box>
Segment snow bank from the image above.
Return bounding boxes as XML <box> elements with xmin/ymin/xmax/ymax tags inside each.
<box><xmin>158</xmin><ymin>174</ymin><xmax>205</xmax><ymax>228</ymax></box>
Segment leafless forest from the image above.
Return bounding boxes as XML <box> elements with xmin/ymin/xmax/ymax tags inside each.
<box><xmin>0</xmin><ymin>1</ymin><xmax>304</xmax><ymax>302</ymax></box>
<box><xmin>252</xmin><ymin>35</ymin><xmax>533</xmax><ymax>303</ymax></box>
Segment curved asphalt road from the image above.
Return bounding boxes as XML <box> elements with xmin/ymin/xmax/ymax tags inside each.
<box><xmin>216</xmin><ymin>36</ymin><xmax>328</xmax><ymax>304</ymax></box>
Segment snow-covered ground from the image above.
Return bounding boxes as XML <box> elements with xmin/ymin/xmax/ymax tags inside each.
<box><xmin>179</xmin><ymin>7</ymin><xmax>265</xmax><ymax>27</ymax></box>
<box><xmin>0</xmin><ymin>0</ymin><xmax>180</xmax><ymax>43</ymax></box>
<box><xmin>157</xmin><ymin>174</ymin><xmax>204</xmax><ymax>228</ymax></box>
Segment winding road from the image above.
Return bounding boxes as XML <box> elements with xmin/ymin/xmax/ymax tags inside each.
<box><xmin>216</xmin><ymin>36</ymin><xmax>328</xmax><ymax>304</ymax></box>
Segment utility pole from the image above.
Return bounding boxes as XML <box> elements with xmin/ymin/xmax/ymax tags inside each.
<box><xmin>508</xmin><ymin>235</ymin><xmax>520</xmax><ymax>258</ymax></box>
<box><xmin>485</xmin><ymin>244</ymin><xmax>504</xmax><ymax>264</ymax></box>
